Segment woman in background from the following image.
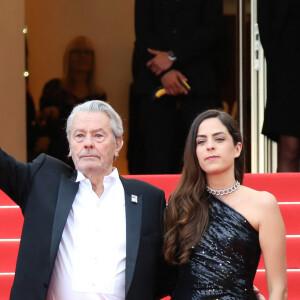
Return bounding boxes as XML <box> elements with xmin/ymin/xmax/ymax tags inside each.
<box><xmin>36</xmin><ymin>35</ymin><xmax>106</xmax><ymax>164</ymax></box>
<box><xmin>164</xmin><ymin>110</ymin><xmax>287</xmax><ymax>299</ymax></box>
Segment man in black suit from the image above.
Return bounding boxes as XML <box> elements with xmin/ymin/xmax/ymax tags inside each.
<box><xmin>0</xmin><ymin>100</ymin><xmax>172</xmax><ymax>300</ymax></box>
<box><xmin>128</xmin><ymin>0</ymin><xmax>224</xmax><ymax>174</ymax></box>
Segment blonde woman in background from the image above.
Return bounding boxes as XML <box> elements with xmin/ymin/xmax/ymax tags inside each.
<box><xmin>35</xmin><ymin>36</ymin><xmax>106</xmax><ymax>165</ymax></box>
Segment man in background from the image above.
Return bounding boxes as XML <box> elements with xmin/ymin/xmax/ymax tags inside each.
<box><xmin>128</xmin><ymin>0</ymin><xmax>225</xmax><ymax>174</ymax></box>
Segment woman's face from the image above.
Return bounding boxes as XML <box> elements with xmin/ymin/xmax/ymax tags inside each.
<box><xmin>195</xmin><ymin>117</ymin><xmax>242</xmax><ymax>177</ymax></box>
<box><xmin>69</xmin><ymin>45</ymin><xmax>94</xmax><ymax>73</ymax></box>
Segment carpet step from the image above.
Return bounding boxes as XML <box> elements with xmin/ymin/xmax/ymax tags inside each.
<box><xmin>0</xmin><ymin>241</ymin><xmax>19</xmax><ymax>273</ymax></box>
<box><xmin>0</xmin><ymin>208</ymin><xmax>23</xmax><ymax>239</ymax></box>
<box><xmin>279</xmin><ymin>203</ymin><xmax>300</xmax><ymax>235</ymax></box>
<box><xmin>258</xmin><ymin>236</ymin><xmax>300</xmax><ymax>269</ymax></box>
<box><xmin>0</xmin><ymin>274</ymin><xmax>14</xmax><ymax>300</ymax></box>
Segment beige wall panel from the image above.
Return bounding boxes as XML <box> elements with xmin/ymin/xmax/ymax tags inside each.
<box><xmin>26</xmin><ymin>0</ymin><xmax>135</xmax><ymax>173</ymax></box>
<box><xmin>0</xmin><ymin>0</ymin><xmax>26</xmax><ymax>161</ymax></box>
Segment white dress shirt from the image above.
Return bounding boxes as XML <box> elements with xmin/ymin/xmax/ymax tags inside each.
<box><xmin>46</xmin><ymin>168</ymin><xmax>126</xmax><ymax>300</ymax></box>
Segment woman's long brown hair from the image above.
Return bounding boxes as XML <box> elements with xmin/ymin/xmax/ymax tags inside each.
<box><xmin>164</xmin><ymin>110</ymin><xmax>245</xmax><ymax>265</ymax></box>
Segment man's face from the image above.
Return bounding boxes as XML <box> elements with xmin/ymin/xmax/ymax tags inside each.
<box><xmin>69</xmin><ymin>111</ymin><xmax>123</xmax><ymax>177</ymax></box>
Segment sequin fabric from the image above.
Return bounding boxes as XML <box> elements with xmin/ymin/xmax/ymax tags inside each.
<box><xmin>171</xmin><ymin>195</ymin><xmax>261</xmax><ymax>299</ymax></box>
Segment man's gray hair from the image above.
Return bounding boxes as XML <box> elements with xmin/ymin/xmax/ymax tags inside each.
<box><xmin>66</xmin><ymin>100</ymin><xmax>123</xmax><ymax>141</ymax></box>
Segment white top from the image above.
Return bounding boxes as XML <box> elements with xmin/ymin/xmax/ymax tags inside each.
<box><xmin>46</xmin><ymin>168</ymin><xmax>126</xmax><ymax>300</ymax></box>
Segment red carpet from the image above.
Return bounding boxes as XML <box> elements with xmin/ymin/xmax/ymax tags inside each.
<box><xmin>1</xmin><ymin>173</ymin><xmax>300</xmax><ymax>299</ymax></box>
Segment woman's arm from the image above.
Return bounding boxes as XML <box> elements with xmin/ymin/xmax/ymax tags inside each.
<box><xmin>258</xmin><ymin>192</ymin><xmax>288</xmax><ymax>300</ymax></box>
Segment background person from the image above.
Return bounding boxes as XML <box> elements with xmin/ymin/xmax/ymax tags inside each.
<box><xmin>36</xmin><ymin>36</ymin><xmax>106</xmax><ymax>165</ymax></box>
<box><xmin>164</xmin><ymin>110</ymin><xmax>287</xmax><ymax>299</ymax></box>
<box><xmin>128</xmin><ymin>0</ymin><xmax>225</xmax><ymax>174</ymax></box>
<box><xmin>258</xmin><ymin>0</ymin><xmax>300</xmax><ymax>171</ymax></box>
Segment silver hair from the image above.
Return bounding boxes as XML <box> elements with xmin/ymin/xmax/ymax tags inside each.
<box><xmin>66</xmin><ymin>100</ymin><xmax>123</xmax><ymax>141</ymax></box>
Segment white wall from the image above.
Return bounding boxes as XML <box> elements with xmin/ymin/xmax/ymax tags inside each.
<box><xmin>26</xmin><ymin>0</ymin><xmax>135</xmax><ymax>173</ymax></box>
<box><xmin>0</xmin><ymin>0</ymin><xmax>26</xmax><ymax>161</ymax></box>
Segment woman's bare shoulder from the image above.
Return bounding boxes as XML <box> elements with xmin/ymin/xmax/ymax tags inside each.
<box><xmin>241</xmin><ymin>185</ymin><xmax>278</xmax><ymax>209</ymax></box>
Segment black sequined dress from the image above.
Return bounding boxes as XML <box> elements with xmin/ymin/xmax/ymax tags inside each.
<box><xmin>171</xmin><ymin>195</ymin><xmax>261</xmax><ymax>299</ymax></box>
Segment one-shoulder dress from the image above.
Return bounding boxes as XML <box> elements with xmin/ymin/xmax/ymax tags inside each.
<box><xmin>171</xmin><ymin>195</ymin><xmax>261</xmax><ymax>299</ymax></box>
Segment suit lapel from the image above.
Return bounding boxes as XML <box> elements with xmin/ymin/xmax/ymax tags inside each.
<box><xmin>120</xmin><ymin>177</ymin><xmax>143</xmax><ymax>297</ymax></box>
<box><xmin>50</xmin><ymin>174</ymin><xmax>79</xmax><ymax>268</ymax></box>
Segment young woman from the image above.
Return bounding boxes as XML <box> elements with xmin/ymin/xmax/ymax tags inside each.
<box><xmin>164</xmin><ymin>110</ymin><xmax>287</xmax><ymax>299</ymax></box>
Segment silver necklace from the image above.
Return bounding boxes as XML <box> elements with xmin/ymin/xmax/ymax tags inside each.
<box><xmin>206</xmin><ymin>180</ymin><xmax>240</xmax><ymax>196</ymax></box>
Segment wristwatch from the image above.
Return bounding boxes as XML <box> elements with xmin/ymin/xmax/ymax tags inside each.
<box><xmin>168</xmin><ymin>50</ymin><xmax>177</xmax><ymax>61</ymax></box>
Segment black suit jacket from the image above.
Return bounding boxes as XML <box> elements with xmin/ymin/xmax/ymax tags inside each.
<box><xmin>258</xmin><ymin>0</ymin><xmax>291</xmax><ymax>59</ymax></box>
<box><xmin>0</xmin><ymin>148</ymin><xmax>173</xmax><ymax>300</ymax></box>
<box><xmin>258</xmin><ymin>0</ymin><xmax>300</xmax><ymax>141</ymax></box>
<box><xmin>132</xmin><ymin>0</ymin><xmax>224</xmax><ymax>95</ymax></box>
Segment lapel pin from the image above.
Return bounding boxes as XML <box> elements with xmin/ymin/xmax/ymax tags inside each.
<box><xmin>131</xmin><ymin>194</ymin><xmax>138</xmax><ymax>204</ymax></box>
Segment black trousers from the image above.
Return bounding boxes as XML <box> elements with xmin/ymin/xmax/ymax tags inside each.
<box><xmin>128</xmin><ymin>91</ymin><xmax>222</xmax><ymax>174</ymax></box>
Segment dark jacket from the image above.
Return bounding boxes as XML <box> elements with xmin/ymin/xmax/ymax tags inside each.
<box><xmin>132</xmin><ymin>0</ymin><xmax>223</xmax><ymax>95</ymax></box>
<box><xmin>0</xmin><ymin>148</ymin><xmax>173</xmax><ymax>299</ymax></box>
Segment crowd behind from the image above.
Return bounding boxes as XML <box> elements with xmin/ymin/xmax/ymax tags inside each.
<box><xmin>27</xmin><ymin>0</ymin><xmax>300</xmax><ymax>174</ymax></box>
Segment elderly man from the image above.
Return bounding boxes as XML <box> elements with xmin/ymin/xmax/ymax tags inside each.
<box><xmin>0</xmin><ymin>100</ymin><xmax>171</xmax><ymax>300</ymax></box>
<box><xmin>128</xmin><ymin>0</ymin><xmax>225</xmax><ymax>174</ymax></box>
